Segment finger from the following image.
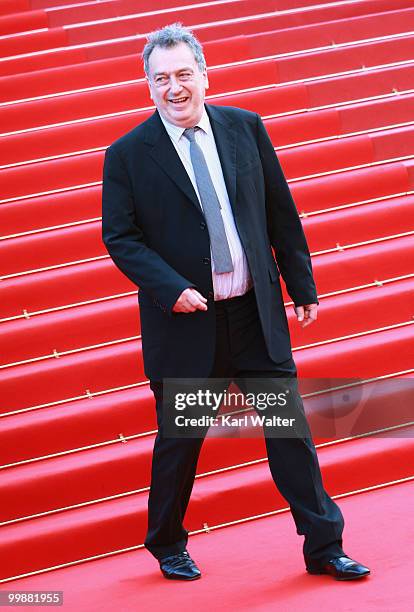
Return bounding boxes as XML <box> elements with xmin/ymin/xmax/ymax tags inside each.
<box><xmin>187</xmin><ymin>292</ymin><xmax>208</xmax><ymax>310</ymax></box>
<box><xmin>177</xmin><ymin>297</ymin><xmax>206</xmax><ymax>313</ymax></box>
<box><xmin>194</xmin><ymin>299</ymin><xmax>208</xmax><ymax>311</ymax></box>
<box><xmin>295</xmin><ymin>306</ymin><xmax>305</xmax><ymax>322</ymax></box>
<box><xmin>307</xmin><ymin>305</ymin><xmax>318</xmax><ymax>320</ymax></box>
<box><xmin>302</xmin><ymin>318</ymin><xmax>313</xmax><ymax>327</ymax></box>
<box><xmin>173</xmin><ymin>303</ymin><xmax>192</xmax><ymax>313</ymax></box>
<box><xmin>183</xmin><ymin>299</ymin><xmax>199</xmax><ymax>312</ymax></box>
<box><xmin>191</xmin><ymin>289</ymin><xmax>207</xmax><ymax>303</ymax></box>
<box><xmin>302</xmin><ymin>310</ymin><xmax>317</xmax><ymax>326</ymax></box>
<box><xmin>173</xmin><ymin>297</ymin><xmax>196</xmax><ymax>313</ymax></box>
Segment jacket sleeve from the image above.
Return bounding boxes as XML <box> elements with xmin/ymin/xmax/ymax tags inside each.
<box><xmin>255</xmin><ymin>113</ymin><xmax>319</xmax><ymax>306</ymax></box>
<box><xmin>101</xmin><ymin>145</ymin><xmax>195</xmax><ymax>315</ymax></box>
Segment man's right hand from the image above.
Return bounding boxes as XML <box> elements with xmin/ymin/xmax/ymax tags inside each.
<box><xmin>172</xmin><ymin>288</ymin><xmax>208</xmax><ymax>313</ymax></box>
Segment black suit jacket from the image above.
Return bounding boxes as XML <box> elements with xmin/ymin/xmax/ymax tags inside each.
<box><xmin>101</xmin><ymin>104</ymin><xmax>318</xmax><ymax>380</ymax></box>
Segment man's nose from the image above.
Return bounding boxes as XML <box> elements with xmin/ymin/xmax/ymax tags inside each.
<box><xmin>169</xmin><ymin>77</ymin><xmax>183</xmax><ymax>95</ymax></box>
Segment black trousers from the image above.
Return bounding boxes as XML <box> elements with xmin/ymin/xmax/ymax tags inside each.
<box><xmin>144</xmin><ymin>289</ymin><xmax>345</xmax><ymax>566</ymax></box>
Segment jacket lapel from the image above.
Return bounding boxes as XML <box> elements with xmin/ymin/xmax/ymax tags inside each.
<box><xmin>144</xmin><ymin>110</ymin><xmax>202</xmax><ymax>213</ymax></box>
<box><xmin>205</xmin><ymin>104</ymin><xmax>237</xmax><ymax>214</ymax></box>
<box><xmin>143</xmin><ymin>105</ymin><xmax>237</xmax><ymax>215</ymax></box>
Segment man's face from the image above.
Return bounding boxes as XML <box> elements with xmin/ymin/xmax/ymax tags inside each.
<box><xmin>146</xmin><ymin>42</ymin><xmax>209</xmax><ymax>128</ymax></box>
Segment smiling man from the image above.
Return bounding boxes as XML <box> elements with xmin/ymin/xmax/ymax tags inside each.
<box><xmin>101</xmin><ymin>23</ymin><xmax>370</xmax><ymax>583</ymax></box>
<box><xmin>148</xmin><ymin>40</ymin><xmax>208</xmax><ymax>127</ymax></box>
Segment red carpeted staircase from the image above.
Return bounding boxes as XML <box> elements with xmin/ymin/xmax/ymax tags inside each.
<box><xmin>0</xmin><ymin>0</ymin><xmax>413</xmax><ymax>607</ymax></box>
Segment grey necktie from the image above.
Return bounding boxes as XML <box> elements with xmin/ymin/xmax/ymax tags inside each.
<box><xmin>183</xmin><ymin>127</ymin><xmax>234</xmax><ymax>273</ymax></box>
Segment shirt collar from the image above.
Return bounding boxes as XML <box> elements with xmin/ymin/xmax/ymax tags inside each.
<box><xmin>159</xmin><ymin>106</ymin><xmax>211</xmax><ymax>144</ymax></box>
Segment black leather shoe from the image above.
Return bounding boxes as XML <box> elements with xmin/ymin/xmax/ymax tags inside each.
<box><xmin>159</xmin><ymin>551</ymin><xmax>201</xmax><ymax>580</ymax></box>
<box><xmin>307</xmin><ymin>556</ymin><xmax>370</xmax><ymax>580</ymax></box>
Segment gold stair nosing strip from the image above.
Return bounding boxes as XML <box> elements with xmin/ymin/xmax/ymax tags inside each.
<box><xmin>2</xmin><ymin>67</ymin><xmax>414</xmax><ymax>139</ymax></box>
<box><xmin>1</xmin><ymin>317</ymin><xmax>413</xmax><ymax>370</ymax></box>
<box><xmin>286</xmin><ymin>273</ymin><xmax>414</xmax><ymax>306</ymax></box>
<box><xmin>0</xmin><ymin>181</ymin><xmax>102</xmax><ymax>205</ymax></box>
<box><xmin>0</xmin><ymin>291</ymin><xmax>138</xmax><ymax>323</ymax></box>
<box><xmin>4</xmin><ymin>29</ymin><xmax>414</xmax><ymax>109</ymax></box>
<box><xmin>262</xmin><ymin>87</ymin><xmax>414</xmax><ymax>120</ymax></box>
<box><xmin>0</xmin><ymin>217</ymin><xmax>102</xmax><ymax>240</ymax></box>
<box><xmin>59</xmin><ymin>0</ymin><xmax>362</xmax><ymax>32</ymax></box>
<box><xmin>2</xmin><ymin>117</ymin><xmax>414</xmax><ymax>172</ymax></box>
<box><xmin>0</xmin><ymin>28</ymin><xmax>47</xmax><ymax>42</ymax></box>
<box><xmin>2</xmin><ymin>141</ymin><xmax>414</xmax><ymax>205</ymax></box>
<box><xmin>0</xmin><ymin>428</ymin><xmax>159</xmax><ymax>472</ymax></box>
<box><xmin>293</xmin><ymin>319</ymin><xmax>414</xmax><ymax>351</ymax></box>
<box><xmin>290</xmin><ymin>153</ymin><xmax>414</xmax><ymax>184</ymax></box>
<box><xmin>1</xmin><ymin>5</ymin><xmax>413</xmax><ymax>62</ymax></box>
<box><xmin>0</xmin><ymin>0</ymin><xmax>239</xmax><ymax>43</ymax></box>
<box><xmin>1</xmin><ymin>225</ymin><xmax>412</xmax><ymax>281</ymax></box>
<box><xmin>0</xmin><ymin>474</ymin><xmax>413</xmax><ymax>584</ymax></box>
<box><xmin>1</xmin><ymin>371</ymin><xmax>413</xmax><ymax>472</ymax></box>
<box><xmin>0</xmin><ymin>381</ymin><xmax>151</xmax><ymax>418</ymax></box>
<box><xmin>299</xmin><ymin>190</ymin><xmax>414</xmax><ymax>218</ymax></box>
<box><xmin>0</xmin><ymin>354</ymin><xmax>412</xmax><ymax>418</ymax></box>
<box><xmin>0</xmin><ymin>334</ymin><xmax>142</xmax><ymax>370</ymax></box>
<box><xmin>278</xmin><ymin>119</ymin><xmax>414</xmax><ymax>152</ymax></box>
<box><xmin>310</xmin><ymin>230</ymin><xmax>414</xmax><ymax>256</ymax></box>
<box><xmin>1</xmin><ymin>187</ymin><xmax>413</xmax><ymax>245</ymax></box>
<box><xmin>1</xmin><ymin>419</ymin><xmax>413</xmax><ymax>527</ymax></box>
<box><xmin>61</xmin><ymin>0</ymin><xmax>243</xmax><ymax>30</ymax></box>
<box><xmin>1</xmin><ymin>271</ymin><xmax>413</xmax><ymax>324</ymax></box>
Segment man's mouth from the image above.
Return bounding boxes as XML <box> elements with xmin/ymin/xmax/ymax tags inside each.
<box><xmin>169</xmin><ymin>97</ymin><xmax>189</xmax><ymax>104</ymax></box>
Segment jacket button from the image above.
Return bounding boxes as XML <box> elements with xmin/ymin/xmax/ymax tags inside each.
<box><xmin>200</xmin><ymin>221</ymin><xmax>206</xmax><ymax>229</ymax></box>
<box><xmin>203</xmin><ymin>257</ymin><xmax>210</xmax><ymax>265</ymax></box>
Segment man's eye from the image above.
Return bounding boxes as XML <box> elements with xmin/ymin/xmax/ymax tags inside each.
<box><xmin>155</xmin><ymin>77</ymin><xmax>167</xmax><ymax>85</ymax></box>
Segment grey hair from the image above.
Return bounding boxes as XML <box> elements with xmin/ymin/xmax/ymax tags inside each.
<box><xmin>142</xmin><ymin>22</ymin><xmax>207</xmax><ymax>76</ymax></box>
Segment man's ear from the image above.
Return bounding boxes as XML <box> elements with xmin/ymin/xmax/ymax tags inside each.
<box><xmin>204</xmin><ymin>70</ymin><xmax>209</xmax><ymax>90</ymax></box>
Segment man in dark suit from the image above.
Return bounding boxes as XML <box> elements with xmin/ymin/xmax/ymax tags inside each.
<box><xmin>102</xmin><ymin>23</ymin><xmax>370</xmax><ymax>582</ymax></box>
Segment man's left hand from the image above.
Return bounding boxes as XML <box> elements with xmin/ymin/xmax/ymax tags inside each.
<box><xmin>294</xmin><ymin>303</ymin><xmax>318</xmax><ymax>328</ymax></box>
